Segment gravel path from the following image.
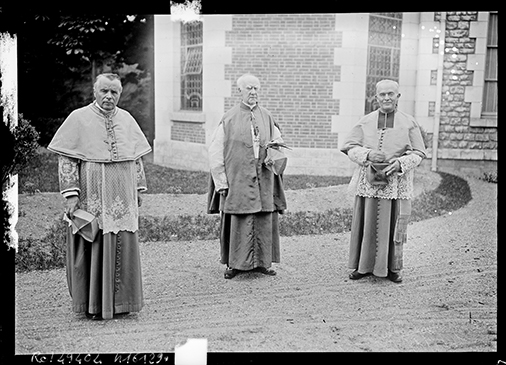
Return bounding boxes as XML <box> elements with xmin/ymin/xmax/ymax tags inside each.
<box><xmin>14</xmin><ymin>171</ymin><xmax>496</xmax><ymax>354</ymax></box>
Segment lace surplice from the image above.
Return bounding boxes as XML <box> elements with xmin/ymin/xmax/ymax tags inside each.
<box><xmin>347</xmin><ymin>144</ymin><xmax>422</xmax><ymax>200</ymax></box>
<box><xmin>58</xmin><ymin>155</ymin><xmax>147</xmax><ymax>234</ymax></box>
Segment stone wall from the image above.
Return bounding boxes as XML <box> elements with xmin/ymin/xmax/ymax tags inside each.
<box><xmin>436</xmin><ymin>11</ymin><xmax>497</xmax><ymax>170</ymax></box>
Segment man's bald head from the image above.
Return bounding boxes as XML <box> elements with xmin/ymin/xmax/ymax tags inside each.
<box><xmin>375</xmin><ymin>79</ymin><xmax>401</xmax><ymax>113</ymax></box>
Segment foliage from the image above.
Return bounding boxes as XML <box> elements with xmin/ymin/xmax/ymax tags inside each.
<box><xmin>279</xmin><ymin>208</ymin><xmax>354</xmax><ymax>236</ymax></box>
<box><xmin>480</xmin><ymin>170</ymin><xmax>497</xmax><ymax>184</ymax></box>
<box><xmin>48</xmin><ymin>14</ymin><xmax>150</xmax><ymax>81</ymax></box>
<box><xmin>16</xmin><ymin>12</ymin><xmax>154</xmax><ymax>145</ymax></box>
<box><xmin>411</xmin><ymin>171</ymin><xmax>472</xmax><ymax>221</ymax></box>
<box><xmin>15</xmin><ymin>219</ymin><xmax>67</xmax><ymax>272</ymax></box>
<box><xmin>31</xmin><ymin>117</ymin><xmax>65</xmax><ymax>147</ymax></box>
<box><xmin>2</xmin><ymin>114</ymin><xmax>40</xmax><ymax>247</ymax></box>
<box><xmin>1</xmin><ymin>115</ymin><xmax>40</xmax><ymax>188</ymax></box>
<box><xmin>17</xmin><ymin>151</ymin><xmax>59</xmax><ymax>194</ymax></box>
<box><xmin>139</xmin><ymin>215</ymin><xmax>221</xmax><ymax>242</ymax></box>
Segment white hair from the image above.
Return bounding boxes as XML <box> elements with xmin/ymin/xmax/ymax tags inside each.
<box><xmin>94</xmin><ymin>73</ymin><xmax>123</xmax><ymax>91</ymax></box>
<box><xmin>236</xmin><ymin>73</ymin><xmax>260</xmax><ymax>89</ymax></box>
<box><xmin>375</xmin><ymin>79</ymin><xmax>399</xmax><ymax>93</ymax></box>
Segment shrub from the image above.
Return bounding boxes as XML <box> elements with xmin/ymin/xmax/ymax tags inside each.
<box><xmin>279</xmin><ymin>208</ymin><xmax>354</xmax><ymax>236</ymax></box>
<box><xmin>2</xmin><ymin>114</ymin><xmax>40</xmax><ymax>248</ymax></box>
<box><xmin>139</xmin><ymin>214</ymin><xmax>221</xmax><ymax>242</ymax></box>
<box><xmin>2</xmin><ymin>114</ymin><xmax>40</xmax><ymax>187</ymax></box>
<box><xmin>411</xmin><ymin>171</ymin><xmax>472</xmax><ymax>221</ymax></box>
<box><xmin>17</xmin><ymin>151</ymin><xmax>59</xmax><ymax>194</ymax></box>
<box><xmin>15</xmin><ymin>219</ymin><xmax>67</xmax><ymax>272</ymax></box>
<box><xmin>480</xmin><ymin>170</ymin><xmax>497</xmax><ymax>184</ymax></box>
<box><xmin>32</xmin><ymin>117</ymin><xmax>65</xmax><ymax>147</ymax></box>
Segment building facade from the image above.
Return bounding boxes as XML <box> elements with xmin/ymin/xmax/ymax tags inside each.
<box><xmin>153</xmin><ymin>12</ymin><xmax>497</xmax><ymax>176</ymax></box>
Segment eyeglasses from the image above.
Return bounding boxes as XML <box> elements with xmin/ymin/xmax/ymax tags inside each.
<box><xmin>376</xmin><ymin>92</ymin><xmax>398</xmax><ymax>99</ymax></box>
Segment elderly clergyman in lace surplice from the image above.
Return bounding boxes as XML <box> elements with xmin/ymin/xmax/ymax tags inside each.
<box><xmin>340</xmin><ymin>80</ymin><xmax>426</xmax><ymax>283</ymax></box>
<box><xmin>48</xmin><ymin>73</ymin><xmax>151</xmax><ymax>320</ymax></box>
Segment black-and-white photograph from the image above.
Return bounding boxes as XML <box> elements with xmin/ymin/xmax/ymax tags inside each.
<box><xmin>1</xmin><ymin>5</ymin><xmax>498</xmax><ymax>362</ymax></box>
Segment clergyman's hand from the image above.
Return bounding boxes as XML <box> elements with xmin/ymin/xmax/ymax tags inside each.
<box><xmin>65</xmin><ymin>196</ymin><xmax>80</xmax><ymax>219</ymax></box>
<box><xmin>384</xmin><ymin>159</ymin><xmax>401</xmax><ymax>176</ymax></box>
<box><xmin>367</xmin><ymin>150</ymin><xmax>386</xmax><ymax>163</ymax></box>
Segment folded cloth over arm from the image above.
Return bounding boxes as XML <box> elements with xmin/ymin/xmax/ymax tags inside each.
<box><xmin>264</xmin><ymin>143</ymin><xmax>290</xmax><ymax>175</ymax></box>
<box><xmin>63</xmin><ymin>209</ymin><xmax>99</xmax><ymax>242</ymax></box>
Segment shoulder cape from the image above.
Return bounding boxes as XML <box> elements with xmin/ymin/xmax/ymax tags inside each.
<box><xmin>48</xmin><ymin>103</ymin><xmax>152</xmax><ymax>162</ymax></box>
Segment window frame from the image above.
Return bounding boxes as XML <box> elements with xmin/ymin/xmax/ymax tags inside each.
<box><xmin>481</xmin><ymin>11</ymin><xmax>498</xmax><ymax>118</ymax></box>
<box><xmin>180</xmin><ymin>21</ymin><xmax>203</xmax><ymax>112</ymax></box>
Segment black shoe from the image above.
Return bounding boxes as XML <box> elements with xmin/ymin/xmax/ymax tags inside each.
<box><xmin>388</xmin><ymin>271</ymin><xmax>403</xmax><ymax>283</ymax></box>
<box><xmin>115</xmin><ymin>312</ymin><xmax>130</xmax><ymax>317</ymax></box>
<box><xmin>349</xmin><ymin>270</ymin><xmax>368</xmax><ymax>280</ymax></box>
<box><xmin>224</xmin><ymin>267</ymin><xmax>238</xmax><ymax>279</ymax></box>
<box><xmin>85</xmin><ymin>312</ymin><xmax>102</xmax><ymax>320</ymax></box>
<box><xmin>256</xmin><ymin>267</ymin><xmax>276</xmax><ymax>276</ymax></box>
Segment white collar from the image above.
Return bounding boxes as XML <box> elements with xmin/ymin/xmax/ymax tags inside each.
<box><xmin>94</xmin><ymin>101</ymin><xmax>117</xmax><ymax>116</ymax></box>
<box><xmin>241</xmin><ymin>101</ymin><xmax>257</xmax><ymax>110</ymax></box>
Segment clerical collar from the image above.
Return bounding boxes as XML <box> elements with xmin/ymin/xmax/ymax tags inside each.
<box><xmin>93</xmin><ymin>101</ymin><xmax>117</xmax><ymax>117</ymax></box>
<box><xmin>241</xmin><ymin>101</ymin><xmax>258</xmax><ymax>110</ymax></box>
<box><xmin>377</xmin><ymin>109</ymin><xmax>395</xmax><ymax>129</ymax></box>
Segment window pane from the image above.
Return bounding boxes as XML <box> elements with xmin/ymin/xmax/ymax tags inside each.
<box><xmin>482</xmin><ymin>82</ymin><xmax>497</xmax><ymax>114</ymax></box>
<box><xmin>485</xmin><ymin>48</ymin><xmax>498</xmax><ymax>80</ymax></box>
<box><xmin>365</xmin><ymin>14</ymin><xmax>402</xmax><ymax>114</ymax></box>
<box><xmin>482</xmin><ymin>12</ymin><xmax>498</xmax><ymax>116</ymax></box>
<box><xmin>181</xmin><ymin>21</ymin><xmax>203</xmax><ymax>111</ymax></box>
<box><xmin>487</xmin><ymin>13</ymin><xmax>498</xmax><ymax>46</ymax></box>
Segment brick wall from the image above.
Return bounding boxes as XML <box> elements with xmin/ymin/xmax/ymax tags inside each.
<box><xmin>438</xmin><ymin>12</ymin><xmax>498</xmax><ymax>153</ymax></box>
<box><xmin>224</xmin><ymin>14</ymin><xmax>341</xmax><ymax>149</ymax></box>
<box><xmin>171</xmin><ymin>121</ymin><xmax>206</xmax><ymax>144</ymax></box>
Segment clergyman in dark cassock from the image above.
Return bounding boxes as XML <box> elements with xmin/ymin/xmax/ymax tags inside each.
<box><xmin>208</xmin><ymin>73</ymin><xmax>287</xmax><ymax>279</ymax></box>
<box><xmin>340</xmin><ymin>79</ymin><xmax>427</xmax><ymax>283</ymax></box>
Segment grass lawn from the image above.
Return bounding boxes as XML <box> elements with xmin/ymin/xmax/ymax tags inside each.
<box><xmin>18</xmin><ymin>151</ymin><xmax>350</xmax><ymax>194</ymax></box>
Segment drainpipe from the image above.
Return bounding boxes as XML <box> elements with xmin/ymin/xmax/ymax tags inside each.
<box><xmin>431</xmin><ymin>12</ymin><xmax>446</xmax><ymax>171</ymax></box>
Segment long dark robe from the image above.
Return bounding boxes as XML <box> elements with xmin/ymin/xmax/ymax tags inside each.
<box><xmin>208</xmin><ymin>103</ymin><xmax>286</xmax><ymax>270</ymax></box>
<box><xmin>348</xmin><ymin>197</ymin><xmax>411</xmax><ymax>277</ymax></box>
<box><xmin>208</xmin><ymin>158</ymin><xmax>282</xmax><ymax>270</ymax></box>
<box><xmin>66</xmin><ymin>229</ymin><xmax>143</xmax><ymax>319</ymax></box>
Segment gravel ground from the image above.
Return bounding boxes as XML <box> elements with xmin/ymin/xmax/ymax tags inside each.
<box><xmin>14</xmin><ymin>170</ymin><xmax>497</xmax><ymax>355</ymax></box>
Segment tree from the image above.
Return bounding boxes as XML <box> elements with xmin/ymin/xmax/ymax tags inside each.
<box><xmin>48</xmin><ymin>14</ymin><xmax>148</xmax><ymax>83</ymax></box>
<box><xmin>15</xmin><ymin>12</ymin><xmax>154</xmax><ymax>145</ymax></box>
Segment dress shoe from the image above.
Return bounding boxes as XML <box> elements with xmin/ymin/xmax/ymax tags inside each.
<box><xmin>388</xmin><ymin>271</ymin><xmax>403</xmax><ymax>283</ymax></box>
<box><xmin>256</xmin><ymin>267</ymin><xmax>276</xmax><ymax>276</ymax></box>
<box><xmin>85</xmin><ymin>312</ymin><xmax>102</xmax><ymax>320</ymax></box>
<box><xmin>349</xmin><ymin>270</ymin><xmax>369</xmax><ymax>280</ymax></box>
<box><xmin>224</xmin><ymin>267</ymin><xmax>238</xmax><ymax>279</ymax></box>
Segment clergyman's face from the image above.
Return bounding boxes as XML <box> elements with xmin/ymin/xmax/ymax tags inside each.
<box><xmin>375</xmin><ymin>82</ymin><xmax>400</xmax><ymax>113</ymax></box>
<box><xmin>94</xmin><ymin>77</ymin><xmax>122</xmax><ymax>111</ymax></box>
<box><xmin>239</xmin><ymin>76</ymin><xmax>260</xmax><ymax>106</ymax></box>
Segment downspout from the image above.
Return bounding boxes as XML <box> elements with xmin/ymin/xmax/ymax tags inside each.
<box><xmin>431</xmin><ymin>12</ymin><xmax>446</xmax><ymax>171</ymax></box>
